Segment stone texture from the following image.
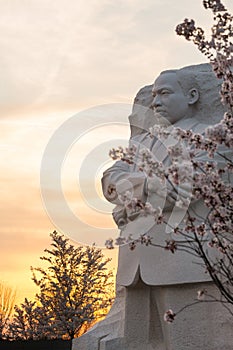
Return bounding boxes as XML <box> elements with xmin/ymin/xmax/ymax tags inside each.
<box><xmin>73</xmin><ymin>64</ymin><xmax>232</xmax><ymax>350</ymax></box>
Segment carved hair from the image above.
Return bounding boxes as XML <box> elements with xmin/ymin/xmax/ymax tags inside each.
<box><xmin>160</xmin><ymin>69</ymin><xmax>197</xmax><ymax>94</ymax></box>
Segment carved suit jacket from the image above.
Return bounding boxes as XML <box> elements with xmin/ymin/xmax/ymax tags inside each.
<box><xmin>102</xmin><ymin>117</ymin><xmax>230</xmax><ymax>286</ymax></box>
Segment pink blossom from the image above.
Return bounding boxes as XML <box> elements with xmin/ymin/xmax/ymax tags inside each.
<box><xmin>164</xmin><ymin>309</ymin><xmax>176</xmax><ymax>323</ymax></box>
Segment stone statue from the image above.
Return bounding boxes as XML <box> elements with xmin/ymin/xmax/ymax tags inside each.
<box><xmin>72</xmin><ymin>64</ymin><xmax>232</xmax><ymax>350</ymax></box>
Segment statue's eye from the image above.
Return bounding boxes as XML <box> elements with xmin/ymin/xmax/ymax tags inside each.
<box><xmin>161</xmin><ymin>90</ymin><xmax>170</xmax><ymax>95</ymax></box>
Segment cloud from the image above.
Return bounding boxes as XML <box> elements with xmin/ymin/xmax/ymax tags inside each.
<box><xmin>2</xmin><ymin>0</ymin><xmax>232</xmax><ymax>118</ymax></box>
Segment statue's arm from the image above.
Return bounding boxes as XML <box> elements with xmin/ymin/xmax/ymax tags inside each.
<box><xmin>145</xmin><ymin>148</ymin><xmax>209</xmax><ymax>211</ymax></box>
<box><xmin>101</xmin><ymin>160</ymin><xmax>147</xmax><ymax>205</ymax></box>
<box><xmin>148</xmin><ymin>145</ymin><xmax>232</xmax><ymax>211</ymax></box>
<box><xmin>145</xmin><ymin>175</ymin><xmax>179</xmax><ymax>211</ymax></box>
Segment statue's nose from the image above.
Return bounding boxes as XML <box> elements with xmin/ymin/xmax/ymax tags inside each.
<box><xmin>151</xmin><ymin>95</ymin><xmax>161</xmax><ymax>108</ymax></box>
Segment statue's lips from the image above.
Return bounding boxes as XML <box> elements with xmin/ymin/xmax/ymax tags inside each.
<box><xmin>153</xmin><ymin>109</ymin><xmax>168</xmax><ymax>118</ymax></box>
<box><xmin>154</xmin><ymin>109</ymin><xmax>166</xmax><ymax>114</ymax></box>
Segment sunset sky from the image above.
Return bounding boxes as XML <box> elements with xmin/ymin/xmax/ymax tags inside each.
<box><xmin>1</xmin><ymin>0</ymin><xmax>232</xmax><ymax>304</ymax></box>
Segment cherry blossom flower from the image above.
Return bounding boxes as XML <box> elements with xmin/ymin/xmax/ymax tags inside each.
<box><xmin>164</xmin><ymin>240</ymin><xmax>178</xmax><ymax>254</ymax></box>
<box><xmin>164</xmin><ymin>309</ymin><xmax>176</xmax><ymax>323</ymax></box>
<box><xmin>105</xmin><ymin>239</ymin><xmax>114</xmax><ymax>250</ymax></box>
<box><xmin>197</xmin><ymin>289</ymin><xmax>207</xmax><ymax>300</ymax></box>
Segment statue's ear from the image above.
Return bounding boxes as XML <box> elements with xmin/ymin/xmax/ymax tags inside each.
<box><xmin>188</xmin><ymin>88</ymin><xmax>199</xmax><ymax>105</ymax></box>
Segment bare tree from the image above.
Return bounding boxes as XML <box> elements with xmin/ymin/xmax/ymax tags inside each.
<box><xmin>0</xmin><ymin>282</ymin><xmax>16</xmax><ymax>339</ymax></box>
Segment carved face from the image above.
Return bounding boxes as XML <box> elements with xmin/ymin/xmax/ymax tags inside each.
<box><xmin>151</xmin><ymin>72</ymin><xmax>191</xmax><ymax>125</ymax></box>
